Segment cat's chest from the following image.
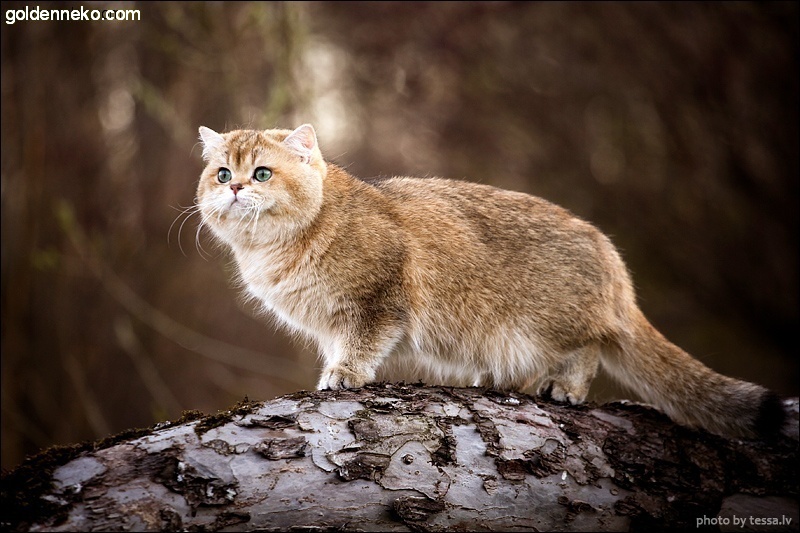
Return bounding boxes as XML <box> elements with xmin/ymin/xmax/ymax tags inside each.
<box><xmin>233</xmin><ymin>246</ymin><xmax>328</xmax><ymax>327</ymax></box>
<box><xmin>236</xmin><ymin>248</ymin><xmax>305</xmax><ymax>298</ymax></box>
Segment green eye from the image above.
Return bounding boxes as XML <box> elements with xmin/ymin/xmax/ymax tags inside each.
<box><xmin>254</xmin><ymin>167</ymin><xmax>272</xmax><ymax>182</ymax></box>
<box><xmin>217</xmin><ymin>168</ymin><xmax>232</xmax><ymax>183</ymax></box>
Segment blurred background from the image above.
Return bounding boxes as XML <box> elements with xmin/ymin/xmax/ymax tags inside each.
<box><xmin>1</xmin><ymin>2</ymin><xmax>797</xmax><ymax>469</ymax></box>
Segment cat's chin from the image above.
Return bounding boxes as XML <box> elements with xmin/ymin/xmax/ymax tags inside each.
<box><xmin>224</xmin><ymin>197</ymin><xmax>272</xmax><ymax>214</ymax></box>
<box><xmin>229</xmin><ymin>200</ymin><xmax>254</xmax><ymax>210</ymax></box>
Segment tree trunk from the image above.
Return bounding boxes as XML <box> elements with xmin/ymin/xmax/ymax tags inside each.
<box><xmin>2</xmin><ymin>384</ymin><xmax>798</xmax><ymax>532</ymax></box>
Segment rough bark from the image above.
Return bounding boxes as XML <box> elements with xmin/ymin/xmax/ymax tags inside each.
<box><xmin>2</xmin><ymin>384</ymin><xmax>798</xmax><ymax>532</ymax></box>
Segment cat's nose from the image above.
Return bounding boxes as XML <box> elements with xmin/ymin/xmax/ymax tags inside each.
<box><xmin>230</xmin><ymin>183</ymin><xmax>244</xmax><ymax>196</ymax></box>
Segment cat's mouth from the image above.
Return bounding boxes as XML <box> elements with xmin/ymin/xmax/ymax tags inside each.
<box><xmin>228</xmin><ymin>195</ymin><xmax>253</xmax><ymax>209</ymax></box>
<box><xmin>222</xmin><ymin>195</ymin><xmax>273</xmax><ymax>216</ymax></box>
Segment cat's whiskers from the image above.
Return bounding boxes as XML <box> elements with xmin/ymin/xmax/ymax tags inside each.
<box><xmin>168</xmin><ymin>203</ymin><xmax>203</xmax><ymax>257</ymax></box>
<box><xmin>193</xmin><ymin>207</ymin><xmax>217</xmax><ymax>260</ymax></box>
<box><xmin>194</xmin><ymin>224</ymin><xmax>211</xmax><ymax>260</ymax></box>
<box><xmin>178</xmin><ymin>206</ymin><xmax>205</xmax><ymax>258</ymax></box>
<box><xmin>226</xmin><ymin>198</ymin><xmax>261</xmax><ymax>240</ymax></box>
<box><xmin>226</xmin><ymin>203</ymin><xmax>245</xmax><ymax>233</ymax></box>
<box><xmin>246</xmin><ymin>202</ymin><xmax>262</xmax><ymax>241</ymax></box>
<box><xmin>193</xmin><ymin>197</ymin><xmax>230</xmax><ymax>259</ymax></box>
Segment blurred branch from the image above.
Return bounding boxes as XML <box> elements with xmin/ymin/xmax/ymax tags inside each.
<box><xmin>258</xmin><ymin>2</ymin><xmax>310</xmax><ymax>124</ymax></box>
<box><xmin>55</xmin><ymin>201</ymin><xmax>308</xmax><ymax>389</ymax></box>
<box><xmin>113</xmin><ymin>316</ymin><xmax>184</xmax><ymax>417</ymax></box>
<box><xmin>62</xmin><ymin>352</ymin><xmax>112</xmax><ymax>438</ymax></box>
<box><xmin>132</xmin><ymin>78</ymin><xmax>193</xmax><ymax>143</ymax></box>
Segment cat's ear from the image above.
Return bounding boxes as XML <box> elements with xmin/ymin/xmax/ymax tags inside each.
<box><xmin>199</xmin><ymin>126</ymin><xmax>225</xmax><ymax>161</ymax></box>
<box><xmin>282</xmin><ymin>124</ymin><xmax>318</xmax><ymax>164</ymax></box>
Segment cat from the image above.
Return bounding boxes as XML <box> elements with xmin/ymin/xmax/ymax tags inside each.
<box><xmin>195</xmin><ymin>123</ymin><xmax>785</xmax><ymax>439</ymax></box>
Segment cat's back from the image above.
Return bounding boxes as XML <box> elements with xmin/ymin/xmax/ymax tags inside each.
<box><xmin>365</xmin><ymin>175</ymin><xmax>601</xmax><ymax>254</ymax></box>
<box><xmin>367</xmin><ymin>175</ymin><xmax>540</xmax><ymax>211</ymax></box>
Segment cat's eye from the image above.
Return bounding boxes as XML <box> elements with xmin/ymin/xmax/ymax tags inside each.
<box><xmin>254</xmin><ymin>167</ymin><xmax>272</xmax><ymax>183</ymax></box>
<box><xmin>217</xmin><ymin>168</ymin><xmax>232</xmax><ymax>183</ymax></box>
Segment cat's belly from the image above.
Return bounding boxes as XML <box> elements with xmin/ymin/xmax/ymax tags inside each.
<box><xmin>381</xmin><ymin>323</ymin><xmax>552</xmax><ymax>390</ymax></box>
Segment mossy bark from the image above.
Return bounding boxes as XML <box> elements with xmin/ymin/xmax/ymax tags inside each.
<box><xmin>2</xmin><ymin>385</ymin><xmax>797</xmax><ymax>532</ymax></box>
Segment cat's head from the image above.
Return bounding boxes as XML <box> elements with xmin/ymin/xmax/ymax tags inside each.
<box><xmin>196</xmin><ymin>124</ymin><xmax>326</xmax><ymax>245</ymax></box>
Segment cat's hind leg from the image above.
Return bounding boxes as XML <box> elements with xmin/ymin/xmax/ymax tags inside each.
<box><xmin>540</xmin><ymin>343</ymin><xmax>601</xmax><ymax>405</ymax></box>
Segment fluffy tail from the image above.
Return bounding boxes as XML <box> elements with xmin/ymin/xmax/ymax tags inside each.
<box><xmin>603</xmin><ymin>310</ymin><xmax>785</xmax><ymax>439</ymax></box>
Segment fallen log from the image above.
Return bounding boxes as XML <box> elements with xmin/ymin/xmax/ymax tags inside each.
<box><xmin>2</xmin><ymin>384</ymin><xmax>797</xmax><ymax>532</ymax></box>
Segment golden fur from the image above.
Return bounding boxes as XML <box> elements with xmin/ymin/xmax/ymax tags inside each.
<box><xmin>196</xmin><ymin>124</ymin><xmax>785</xmax><ymax>438</ymax></box>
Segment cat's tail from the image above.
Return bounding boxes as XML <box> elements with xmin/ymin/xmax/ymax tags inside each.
<box><xmin>603</xmin><ymin>309</ymin><xmax>786</xmax><ymax>439</ymax></box>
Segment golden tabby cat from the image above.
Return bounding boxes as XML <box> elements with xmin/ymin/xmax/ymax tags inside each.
<box><xmin>196</xmin><ymin>123</ymin><xmax>784</xmax><ymax>439</ymax></box>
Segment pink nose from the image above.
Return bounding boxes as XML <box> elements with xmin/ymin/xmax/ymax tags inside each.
<box><xmin>230</xmin><ymin>183</ymin><xmax>244</xmax><ymax>196</ymax></box>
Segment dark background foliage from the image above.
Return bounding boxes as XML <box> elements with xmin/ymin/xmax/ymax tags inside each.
<box><xmin>2</xmin><ymin>1</ymin><xmax>797</xmax><ymax>469</ymax></box>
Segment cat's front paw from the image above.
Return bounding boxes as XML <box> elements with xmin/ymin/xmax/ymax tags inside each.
<box><xmin>317</xmin><ymin>366</ymin><xmax>370</xmax><ymax>390</ymax></box>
